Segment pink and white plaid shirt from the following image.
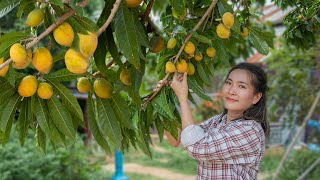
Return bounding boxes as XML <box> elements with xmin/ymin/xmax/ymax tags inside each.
<box><xmin>181</xmin><ymin>114</ymin><xmax>265</xmax><ymax>180</ymax></box>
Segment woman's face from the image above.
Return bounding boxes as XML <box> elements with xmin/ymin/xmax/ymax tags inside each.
<box><xmin>222</xmin><ymin>69</ymin><xmax>262</xmax><ymax>114</ymax></box>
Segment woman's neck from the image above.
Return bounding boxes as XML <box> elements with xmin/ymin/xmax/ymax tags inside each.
<box><xmin>226</xmin><ymin>111</ymin><xmax>243</xmax><ymax>123</ymax></box>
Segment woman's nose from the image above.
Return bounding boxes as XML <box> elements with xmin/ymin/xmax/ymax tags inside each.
<box><xmin>228</xmin><ymin>85</ymin><xmax>236</xmax><ymax>95</ymax></box>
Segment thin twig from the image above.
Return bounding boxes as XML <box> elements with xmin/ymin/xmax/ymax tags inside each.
<box><xmin>106</xmin><ymin>59</ymin><xmax>114</xmax><ymax>68</ymax></box>
<box><xmin>201</xmin><ymin>10</ymin><xmax>211</xmax><ymax>33</ymax></box>
<box><xmin>78</xmin><ymin>0</ymin><xmax>90</xmax><ymax>8</ymax></box>
<box><xmin>92</xmin><ymin>59</ymin><xmax>114</xmax><ymax>77</ymax></box>
<box><xmin>0</xmin><ymin>10</ymin><xmax>75</xmax><ymax>71</ymax></box>
<box><xmin>20</xmin><ymin>37</ymin><xmax>35</xmax><ymax>43</ymax></box>
<box><xmin>272</xmin><ymin>91</ymin><xmax>320</xmax><ymax>180</ymax></box>
<box><xmin>143</xmin><ymin>0</ymin><xmax>154</xmax><ymax>22</ymax></box>
<box><xmin>97</xmin><ymin>0</ymin><xmax>122</xmax><ymax>36</ymax></box>
<box><xmin>141</xmin><ymin>0</ymin><xmax>219</xmax><ymax>109</ymax></box>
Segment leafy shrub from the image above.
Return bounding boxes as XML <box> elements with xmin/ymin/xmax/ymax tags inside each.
<box><xmin>0</xmin><ymin>129</ymin><xmax>107</xmax><ymax>180</ymax></box>
<box><xmin>277</xmin><ymin>149</ymin><xmax>320</xmax><ymax>180</ymax></box>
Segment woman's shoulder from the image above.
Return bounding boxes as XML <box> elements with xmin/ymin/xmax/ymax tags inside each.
<box><xmin>198</xmin><ymin>114</ymin><xmax>223</xmax><ymax>128</ymax></box>
<box><xmin>230</xmin><ymin>119</ymin><xmax>265</xmax><ymax>135</ymax></box>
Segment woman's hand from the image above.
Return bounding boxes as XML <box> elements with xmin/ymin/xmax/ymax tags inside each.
<box><xmin>170</xmin><ymin>72</ymin><xmax>188</xmax><ymax>102</ymax></box>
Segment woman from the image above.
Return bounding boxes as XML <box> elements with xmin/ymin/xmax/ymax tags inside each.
<box><xmin>161</xmin><ymin>62</ymin><xmax>269</xmax><ymax>179</ymax></box>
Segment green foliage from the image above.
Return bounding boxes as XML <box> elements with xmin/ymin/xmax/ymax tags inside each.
<box><xmin>0</xmin><ymin>0</ymin><xmax>20</xmax><ymax>19</ymax></box>
<box><xmin>280</xmin><ymin>1</ymin><xmax>320</xmax><ymax>49</ymax></box>
<box><xmin>265</xmin><ymin>39</ymin><xmax>320</xmax><ymax>123</ymax></box>
<box><xmin>0</xmin><ymin>0</ymin><xmax>318</xmax><ymax>157</ymax></box>
<box><xmin>0</xmin><ymin>131</ymin><xmax>108</xmax><ymax>180</ymax></box>
<box><xmin>277</xmin><ymin>150</ymin><xmax>320</xmax><ymax>179</ymax></box>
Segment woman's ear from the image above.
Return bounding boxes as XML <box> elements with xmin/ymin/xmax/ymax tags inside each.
<box><xmin>253</xmin><ymin>92</ymin><xmax>262</xmax><ymax>105</ymax></box>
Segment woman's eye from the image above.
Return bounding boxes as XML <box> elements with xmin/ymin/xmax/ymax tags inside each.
<box><xmin>239</xmin><ymin>85</ymin><xmax>246</xmax><ymax>89</ymax></box>
<box><xmin>225</xmin><ymin>81</ymin><xmax>231</xmax><ymax>85</ymax></box>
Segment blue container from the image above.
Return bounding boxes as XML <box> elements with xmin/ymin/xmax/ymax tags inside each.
<box><xmin>111</xmin><ymin>149</ymin><xmax>129</xmax><ymax>180</ymax></box>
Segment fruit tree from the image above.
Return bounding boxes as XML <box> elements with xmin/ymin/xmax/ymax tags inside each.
<box><xmin>0</xmin><ymin>0</ymin><xmax>319</xmax><ymax>156</ymax></box>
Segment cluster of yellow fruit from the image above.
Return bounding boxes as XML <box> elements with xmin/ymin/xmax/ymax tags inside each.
<box><xmin>53</xmin><ymin>22</ymin><xmax>98</xmax><ymax>74</ymax></box>
<box><xmin>18</xmin><ymin>75</ymin><xmax>53</xmax><ymax>99</ymax></box>
<box><xmin>165</xmin><ymin>40</ymin><xmax>216</xmax><ymax>76</ymax></box>
<box><xmin>77</xmin><ymin>77</ymin><xmax>113</xmax><ymax>99</ymax></box>
<box><xmin>76</xmin><ymin>67</ymin><xmax>131</xmax><ymax>99</ymax></box>
<box><xmin>216</xmin><ymin>12</ymin><xmax>234</xmax><ymax>39</ymax></box>
<box><xmin>9</xmin><ymin>43</ymin><xmax>53</xmax><ymax>74</ymax></box>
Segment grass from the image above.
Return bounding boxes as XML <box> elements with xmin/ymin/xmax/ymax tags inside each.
<box><xmin>260</xmin><ymin>146</ymin><xmax>284</xmax><ymax>173</ymax></box>
<box><xmin>123</xmin><ymin>138</ymin><xmax>197</xmax><ymax>175</ymax></box>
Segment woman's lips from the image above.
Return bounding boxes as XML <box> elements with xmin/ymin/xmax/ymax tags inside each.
<box><xmin>225</xmin><ymin>97</ymin><xmax>237</xmax><ymax>102</ymax></box>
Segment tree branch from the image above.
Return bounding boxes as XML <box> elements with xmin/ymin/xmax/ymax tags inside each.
<box><xmin>78</xmin><ymin>0</ymin><xmax>90</xmax><ymax>8</ymax></box>
<box><xmin>141</xmin><ymin>0</ymin><xmax>219</xmax><ymax>109</ymax></box>
<box><xmin>0</xmin><ymin>10</ymin><xmax>75</xmax><ymax>71</ymax></box>
<box><xmin>143</xmin><ymin>0</ymin><xmax>154</xmax><ymax>22</ymax></box>
<box><xmin>272</xmin><ymin>90</ymin><xmax>320</xmax><ymax>180</ymax></box>
<box><xmin>97</xmin><ymin>0</ymin><xmax>122</xmax><ymax>36</ymax></box>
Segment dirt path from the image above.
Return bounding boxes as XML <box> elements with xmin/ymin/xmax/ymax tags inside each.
<box><xmin>104</xmin><ymin>163</ymin><xmax>196</xmax><ymax>180</ymax></box>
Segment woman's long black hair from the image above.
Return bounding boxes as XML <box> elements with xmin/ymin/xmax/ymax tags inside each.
<box><xmin>222</xmin><ymin>62</ymin><xmax>270</xmax><ymax>136</ymax></box>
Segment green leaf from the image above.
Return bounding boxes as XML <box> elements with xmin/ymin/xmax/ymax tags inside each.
<box><xmin>0</xmin><ymin>32</ymin><xmax>30</xmax><ymax>44</ymax></box>
<box><xmin>212</xmin><ymin>38</ymin><xmax>230</xmax><ymax>66</ymax></box>
<box><xmin>155</xmin><ymin>118</ymin><xmax>164</xmax><ymax>142</ymax></box>
<box><xmin>47</xmin><ymin>115</ymin><xmax>66</xmax><ymax>147</ymax></box>
<box><xmin>34</xmin><ymin>96</ymin><xmax>52</xmax><ymax>138</ymax></box>
<box><xmin>16</xmin><ymin>97</ymin><xmax>33</xmax><ymax>145</ymax></box>
<box><xmin>52</xmin><ymin>50</ymin><xmax>66</xmax><ymax>63</ymax></box>
<box><xmin>72</xmin><ymin>14</ymin><xmax>99</xmax><ymax>32</ymax></box>
<box><xmin>96</xmin><ymin>97</ymin><xmax>121</xmax><ymax>146</ymax></box>
<box><xmin>0</xmin><ymin>113</ymin><xmax>13</xmax><ymax>145</ymax></box>
<box><xmin>126</xmin><ymin>66</ymin><xmax>143</xmax><ymax>106</ymax></box>
<box><xmin>45</xmin><ymin>79</ymin><xmax>84</xmax><ymax>123</ymax></box>
<box><xmin>87</xmin><ymin>93</ymin><xmax>111</xmax><ymax>153</ymax></box>
<box><xmin>0</xmin><ymin>32</ymin><xmax>30</xmax><ymax>58</ymax></box>
<box><xmin>47</xmin><ymin>96</ymin><xmax>76</xmax><ymax>141</ymax></box>
<box><xmin>110</xmin><ymin>93</ymin><xmax>134</xmax><ymax>129</ymax></box>
<box><xmin>35</xmin><ymin>124</ymin><xmax>46</xmax><ymax>153</ymax></box>
<box><xmin>94</xmin><ymin>33</ymin><xmax>109</xmax><ymax>73</ymax></box>
<box><xmin>16</xmin><ymin>0</ymin><xmax>35</xmax><ymax>18</ymax></box>
<box><xmin>97</xmin><ymin>0</ymin><xmax>115</xmax><ymax>27</ymax></box>
<box><xmin>0</xmin><ymin>93</ymin><xmax>21</xmax><ymax>132</ymax></box>
<box><xmin>133</xmin><ymin>12</ymin><xmax>150</xmax><ymax>48</ymax></box>
<box><xmin>249</xmin><ymin>27</ymin><xmax>275</xmax><ymax>48</ymax></box>
<box><xmin>44</xmin><ymin>69</ymin><xmax>83</xmax><ymax>82</ymax></box>
<box><xmin>105</xmin><ymin>27</ymin><xmax>124</xmax><ymax>68</ymax></box>
<box><xmin>169</xmin><ymin>0</ymin><xmax>185</xmax><ymax>16</ymax></box>
<box><xmin>196</xmin><ymin>62</ymin><xmax>211</xmax><ymax>86</ymax></box>
<box><xmin>248</xmin><ymin>28</ymin><xmax>269</xmax><ymax>55</ymax></box>
<box><xmin>152</xmin><ymin>89</ymin><xmax>176</xmax><ymax>120</ymax></box>
<box><xmin>114</xmin><ymin>4</ymin><xmax>140</xmax><ymax>69</ymax></box>
<box><xmin>193</xmin><ymin>34</ymin><xmax>212</xmax><ymax>45</ymax></box>
<box><xmin>49</xmin><ymin>0</ymin><xmax>63</xmax><ymax>8</ymax></box>
<box><xmin>0</xmin><ymin>77</ymin><xmax>16</xmax><ymax>104</ymax></box>
<box><xmin>217</xmin><ymin>0</ymin><xmax>233</xmax><ymax>16</ymax></box>
<box><xmin>0</xmin><ymin>0</ymin><xmax>20</xmax><ymax>18</ymax></box>
<box><xmin>188</xmin><ymin>76</ymin><xmax>211</xmax><ymax>101</ymax></box>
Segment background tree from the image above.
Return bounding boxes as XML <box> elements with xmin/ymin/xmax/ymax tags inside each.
<box><xmin>0</xmin><ymin>0</ymin><xmax>318</xmax><ymax>156</ymax></box>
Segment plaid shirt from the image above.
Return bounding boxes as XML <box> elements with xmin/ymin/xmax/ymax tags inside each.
<box><xmin>181</xmin><ymin>114</ymin><xmax>265</xmax><ymax>180</ymax></box>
